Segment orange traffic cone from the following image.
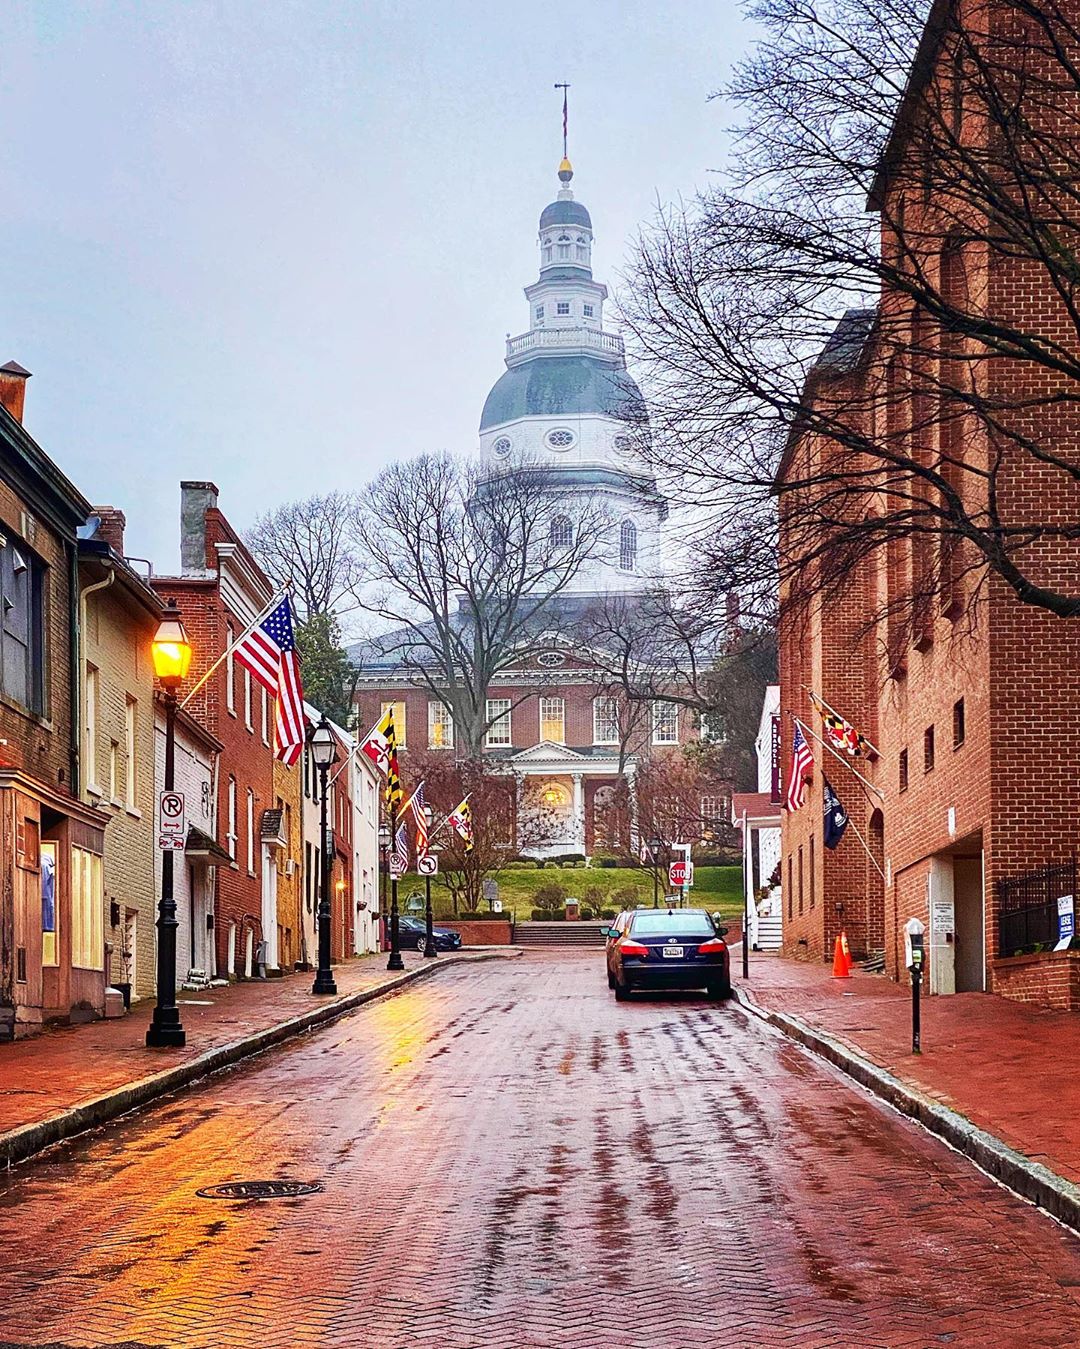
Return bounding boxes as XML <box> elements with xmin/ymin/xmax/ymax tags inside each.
<box><xmin>832</xmin><ymin>934</ymin><xmax>850</xmax><ymax>978</ymax></box>
<box><xmin>840</xmin><ymin>930</ymin><xmax>853</xmax><ymax>975</ymax></box>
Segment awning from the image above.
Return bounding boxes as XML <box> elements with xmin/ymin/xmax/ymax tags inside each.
<box><xmin>731</xmin><ymin>791</ymin><xmax>782</xmax><ymax>829</ymax></box>
<box><xmin>185</xmin><ymin>825</ymin><xmax>234</xmax><ymax>866</ymax></box>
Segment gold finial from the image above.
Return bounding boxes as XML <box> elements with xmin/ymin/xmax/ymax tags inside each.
<box><xmin>558</xmin><ymin>155</ymin><xmax>573</xmax><ymax>184</ymax></box>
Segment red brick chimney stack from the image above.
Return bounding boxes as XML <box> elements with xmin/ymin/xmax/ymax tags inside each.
<box><xmin>94</xmin><ymin>507</ymin><xmax>127</xmax><ymax>555</ymax></box>
<box><xmin>0</xmin><ymin>361</ymin><xmax>31</xmax><ymax>424</ymax></box>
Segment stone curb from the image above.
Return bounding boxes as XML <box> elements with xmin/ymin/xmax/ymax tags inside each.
<box><xmin>0</xmin><ymin>948</ymin><xmax>522</xmax><ymax>1170</ymax></box>
<box><xmin>733</xmin><ymin>982</ymin><xmax>1080</xmax><ymax>1234</ymax></box>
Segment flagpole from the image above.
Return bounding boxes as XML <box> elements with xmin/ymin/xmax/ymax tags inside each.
<box><xmin>792</xmin><ymin>714</ymin><xmax>885</xmax><ymax>802</ymax></box>
<box><xmin>179</xmin><ymin>583</ymin><xmax>290</xmax><ymax>711</ymax></box>
<box><xmin>843</xmin><ymin>809</ymin><xmax>887</xmax><ymax>882</ymax></box>
<box><xmin>803</xmin><ymin>685</ymin><xmax>883</xmax><ymax>760</ymax></box>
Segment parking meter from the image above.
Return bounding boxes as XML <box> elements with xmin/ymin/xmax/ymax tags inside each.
<box><xmin>904</xmin><ymin>918</ymin><xmax>925</xmax><ymax>1054</ymax></box>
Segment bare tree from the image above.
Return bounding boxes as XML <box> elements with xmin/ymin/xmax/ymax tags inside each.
<box><xmin>352</xmin><ymin>454</ymin><xmax>609</xmax><ymax>756</ymax></box>
<box><xmin>621</xmin><ymin>0</ymin><xmax>1080</xmax><ymax>627</ymax></box>
<box><xmin>247</xmin><ymin>492</ymin><xmax>363</xmax><ymax>621</ymax></box>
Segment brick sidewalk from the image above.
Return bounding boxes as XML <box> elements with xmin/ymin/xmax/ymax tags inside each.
<box><xmin>744</xmin><ymin>950</ymin><xmax>1080</xmax><ymax>1185</ymax></box>
<box><xmin>0</xmin><ymin>950</ymin><xmax>496</xmax><ymax>1149</ymax></box>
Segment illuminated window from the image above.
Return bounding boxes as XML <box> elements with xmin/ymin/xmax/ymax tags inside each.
<box><xmin>428</xmin><ymin>700</ymin><xmax>454</xmax><ymax>749</ymax></box>
<box><xmin>381</xmin><ymin>700</ymin><xmax>407</xmax><ymax>748</ymax></box>
<box><xmin>540</xmin><ymin>697</ymin><xmax>565</xmax><ymax>744</ymax></box>
<box><xmin>71</xmin><ymin>846</ymin><xmax>103</xmax><ymax>970</ymax></box>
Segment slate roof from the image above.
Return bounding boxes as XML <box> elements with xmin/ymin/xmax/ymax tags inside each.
<box><xmin>480</xmin><ymin>354</ymin><xmax>645</xmax><ymax>431</ymax></box>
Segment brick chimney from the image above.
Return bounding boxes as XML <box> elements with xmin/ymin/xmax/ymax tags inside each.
<box><xmin>93</xmin><ymin>507</ymin><xmax>126</xmax><ymax>555</ymax></box>
<box><xmin>180</xmin><ymin>481</ymin><xmax>219</xmax><ymax>573</ymax></box>
<box><xmin>0</xmin><ymin>362</ymin><xmax>31</xmax><ymax>423</ymax></box>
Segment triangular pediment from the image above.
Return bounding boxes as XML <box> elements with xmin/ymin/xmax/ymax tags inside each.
<box><xmin>504</xmin><ymin>740</ymin><xmax>593</xmax><ymax>763</ymax></box>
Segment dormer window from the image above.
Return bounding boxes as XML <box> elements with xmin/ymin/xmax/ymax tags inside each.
<box><xmin>556</xmin><ymin>301</ymin><xmax>570</xmax><ymax>316</ymax></box>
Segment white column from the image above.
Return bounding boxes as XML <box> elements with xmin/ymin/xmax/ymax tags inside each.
<box><xmin>572</xmin><ymin>773</ymin><xmax>585</xmax><ymax>851</ymax></box>
<box><xmin>261</xmin><ymin>843</ymin><xmax>280</xmax><ymax>971</ymax></box>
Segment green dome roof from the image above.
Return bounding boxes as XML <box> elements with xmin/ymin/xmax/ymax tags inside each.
<box><xmin>480</xmin><ymin>355</ymin><xmax>645</xmax><ymax>431</ymax></box>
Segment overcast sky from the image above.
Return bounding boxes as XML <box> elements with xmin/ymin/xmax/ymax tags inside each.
<box><xmin>0</xmin><ymin>1</ymin><xmax>753</xmax><ymax>569</ymax></box>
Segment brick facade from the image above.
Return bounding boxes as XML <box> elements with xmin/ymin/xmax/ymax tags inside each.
<box><xmin>777</xmin><ymin>0</ymin><xmax>1080</xmax><ymax>1009</ymax></box>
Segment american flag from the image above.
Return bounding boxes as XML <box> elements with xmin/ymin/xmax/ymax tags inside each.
<box><xmin>409</xmin><ymin>782</ymin><xmax>429</xmax><ymax>860</ymax></box>
<box><xmin>233</xmin><ymin>596</ymin><xmax>305</xmax><ymax>767</ymax></box>
<box><xmin>392</xmin><ymin>820</ymin><xmax>409</xmax><ymax>871</ymax></box>
<box><xmin>786</xmin><ymin>723</ymin><xmax>814</xmax><ymax>813</ymax></box>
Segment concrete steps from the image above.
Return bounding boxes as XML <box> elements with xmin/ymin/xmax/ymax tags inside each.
<box><xmin>513</xmin><ymin>921</ymin><xmax>608</xmax><ymax>948</ymax></box>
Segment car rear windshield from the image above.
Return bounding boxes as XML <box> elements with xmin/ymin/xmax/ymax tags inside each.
<box><xmin>630</xmin><ymin>912</ymin><xmax>715</xmax><ymax>937</ymax></box>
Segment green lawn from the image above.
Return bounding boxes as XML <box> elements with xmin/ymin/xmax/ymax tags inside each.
<box><xmin>399</xmin><ymin>864</ymin><xmax>744</xmax><ymax>922</ymax></box>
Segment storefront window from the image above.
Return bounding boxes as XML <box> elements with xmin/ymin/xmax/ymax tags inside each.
<box><xmin>41</xmin><ymin>841</ymin><xmax>57</xmax><ymax>967</ymax></box>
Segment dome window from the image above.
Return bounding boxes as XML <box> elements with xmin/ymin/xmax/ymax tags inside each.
<box><xmin>613</xmin><ymin>433</ymin><xmax>632</xmax><ymax>453</ymax></box>
<box><xmin>493</xmin><ymin>436</ymin><xmax>512</xmax><ymax>457</ymax></box>
<box><xmin>556</xmin><ymin>301</ymin><xmax>570</xmax><ymax>316</ymax></box>
<box><xmin>620</xmin><ymin>519</ymin><xmax>638</xmax><ymax>571</ymax></box>
<box><xmin>557</xmin><ymin>234</ymin><xmax>571</xmax><ymax>260</ymax></box>
<box><xmin>535</xmin><ymin>305</ymin><xmax>545</xmax><ymax>322</ymax></box>
<box><xmin>543</xmin><ymin>245</ymin><xmax>553</xmax><ymax>264</ymax></box>
<box><xmin>550</xmin><ymin>515</ymin><xmax>573</xmax><ymax>549</ymax></box>
<box><xmin>546</xmin><ymin>429</ymin><xmax>575</xmax><ymax>450</ymax></box>
<box><xmin>583</xmin><ymin>303</ymin><xmax>595</xmax><ymax>318</ymax></box>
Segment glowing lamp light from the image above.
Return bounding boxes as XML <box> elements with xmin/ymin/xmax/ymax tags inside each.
<box><xmin>152</xmin><ymin>601</ymin><xmax>192</xmax><ymax>684</ymax></box>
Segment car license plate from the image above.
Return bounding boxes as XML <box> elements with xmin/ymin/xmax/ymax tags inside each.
<box><xmin>662</xmin><ymin>945</ymin><xmax>684</xmax><ymax>959</ymax></box>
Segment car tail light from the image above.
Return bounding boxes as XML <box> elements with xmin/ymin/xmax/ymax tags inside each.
<box><xmin>619</xmin><ymin>938</ymin><xmax>650</xmax><ymax>957</ymax></box>
<box><xmin>697</xmin><ymin>939</ymin><xmax>727</xmax><ymax>954</ymax></box>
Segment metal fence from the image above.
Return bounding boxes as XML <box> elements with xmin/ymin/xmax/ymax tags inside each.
<box><xmin>996</xmin><ymin>857</ymin><xmax>1077</xmax><ymax>957</ymax></box>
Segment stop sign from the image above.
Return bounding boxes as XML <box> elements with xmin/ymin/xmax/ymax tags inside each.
<box><xmin>669</xmin><ymin>860</ymin><xmax>690</xmax><ymax>888</ymax></box>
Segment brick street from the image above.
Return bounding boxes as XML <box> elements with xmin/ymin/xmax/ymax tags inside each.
<box><xmin>4</xmin><ymin>953</ymin><xmax>1080</xmax><ymax>1349</ymax></box>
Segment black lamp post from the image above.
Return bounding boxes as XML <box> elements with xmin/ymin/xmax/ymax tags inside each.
<box><xmin>423</xmin><ymin>809</ymin><xmax>438</xmax><ymax>959</ymax></box>
<box><xmin>309</xmin><ymin>716</ymin><xmax>339</xmax><ymax>995</ymax></box>
<box><xmin>386</xmin><ymin>793</ymin><xmax>404</xmax><ymax>971</ymax></box>
<box><xmin>378</xmin><ymin>823</ymin><xmax>390</xmax><ymax>949</ymax></box>
<box><xmin>147</xmin><ymin>600</ymin><xmax>192</xmax><ymax>1048</ymax></box>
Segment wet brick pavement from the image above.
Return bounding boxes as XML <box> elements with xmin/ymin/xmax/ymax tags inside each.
<box><xmin>3</xmin><ymin>951</ymin><xmax>1080</xmax><ymax>1348</ymax></box>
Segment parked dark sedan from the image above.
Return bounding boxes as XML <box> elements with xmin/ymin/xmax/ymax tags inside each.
<box><xmin>605</xmin><ymin>908</ymin><xmax>731</xmax><ymax>1001</ymax></box>
<box><xmin>397</xmin><ymin>915</ymin><xmax>462</xmax><ymax>952</ymax></box>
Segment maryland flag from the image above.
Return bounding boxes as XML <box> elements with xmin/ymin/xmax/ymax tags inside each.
<box><xmin>359</xmin><ymin>707</ymin><xmax>394</xmax><ymax>776</ymax></box>
<box><xmin>385</xmin><ymin>721</ymin><xmax>402</xmax><ymax>810</ymax></box>
<box><xmin>810</xmin><ymin>692</ymin><xmax>877</xmax><ymax>760</ymax></box>
<box><xmin>446</xmin><ymin>798</ymin><xmax>474</xmax><ymax>853</ymax></box>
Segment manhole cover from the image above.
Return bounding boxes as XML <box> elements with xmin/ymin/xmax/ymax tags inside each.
<box><xmin>196</xmin><ymin>1180</ymin><xmax>323</xmax><ymax>1201</ymax></box>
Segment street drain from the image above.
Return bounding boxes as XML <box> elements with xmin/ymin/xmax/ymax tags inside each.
<box><xmin>196</xmin><ymin>1180</ymin><xmax>323</xmax><ymax>1201</ymax></box>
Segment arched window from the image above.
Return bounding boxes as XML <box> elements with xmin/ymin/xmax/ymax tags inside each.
<box><xmin>550</xmin><ymin>515</ymin><xmax>573</xmax><ymax>549</ymax></box>
<box><xmin>619</xmin><ymin>519</ymin><xmax>637</xmax><ymax>571</ymax></box>
<box><xmin>557</xmin><ymin>233</ymin><xmax>571</xmax><ymax>260</ymax></box>
<box><xmin>576</xmin><ymin>235</ymin><xmax>588</xmax><ymax>261</ymax></box>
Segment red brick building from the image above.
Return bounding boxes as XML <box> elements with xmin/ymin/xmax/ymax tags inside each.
<box><xmin>778</xmin><ymin>0</ymin><xmax>1080</xmax><ymax>1007</ymax></box>
<box><xmin>0</xmin><ymin>363</ymin><xmax>109</xmax><ymax>1036</ymax></box>
<box><xmin>152</xmin><ymin>482</ymin><xmax>282</xmax><ymax>980</ymax></box>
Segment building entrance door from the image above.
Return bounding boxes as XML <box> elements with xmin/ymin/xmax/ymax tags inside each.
<box><xmin>953</xmin><ymin>854</ymin><xmax>985</xmax><ymax>992</ymax></box>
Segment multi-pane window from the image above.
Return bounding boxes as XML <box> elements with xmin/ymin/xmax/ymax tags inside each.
<box><xmin>557</xmin><ymin>235</ymin><xmax>571</xmax><ymax>259</ymax></box>
<box><xmin>227</xmin><ymin>778</ymin><xmax>237</xmax><ymax>858</ymax></box>
<box><xmin>699</xmin><ymin>712</ymin><xmax>724</xmax><ymax>743</ymax></box>
<box><xmin>593</xmin><ymin>696</ymin><xmax>619</xmax><ymax>746</ymax></box>
<box><xmin>652</xmin><ymin>701</ymin><xmax>679</xmax><ymax>745</ymax></box>
<box><xmin>556</xmin><ymin>301</ymin><xmax>570</xmax><ymax>315</ymax></box>
<box><xmin>428</xmin><ymin>700</ymin><xmax>454</xmax><ymax>749</ymax></box>
<box><xmin>108</xmin><ymin>740</ymin><xmax>119</xmax><ymax>800</ymax></box>
<box><xmin>0</xmin><ymin>538</ymin><xmax>45</xmax><ymax>715</ymax></box>
<box><xmin>381</xmin><ymin>700</ymin><xmax>406</xmax><ymax>748</ymax></box>
<box><xmin>246</xmin><ymin>789</ymin><xmax>255</xmax><ymax>874</ymax></box>
<box><xmin>261</xmin><ymin>687</ymin><xmax>270</xmax><ymax>746</ymax></box>
<box><xmin>486</xmin><ymin>698</ymin><xmax>512</xmax><ymax>747</ymax></box>
<box><xmin>899</xmin><ymin>749</ymin><xmax>909</xmax><ymax>792</ymax></box>
<box><xmin>700</xmin><ymin>795</ymin><xmax>730</xmax><ymax>825</ymax></box>
<box><xmin>535</xmin><ymin>305</ymin><xmax>545</xmax><ymax>321</ymax></box>
<box><xmin>550</xmin><ymin>515</ymin><xmax>572</xmax><ymax>549</ymax></box>
<box><xmin>244</xmin><ymin>668</ymin><xmax>253</xmax><ymax>730</ymax></box>
<box><xmin>540</xmin><ymin>696</ymin><xmax>565</xmax><ymax>744</ymax></box>
<box><xmin>226</xmin><ymin>624</ymin><xmax>236</xmax><ymax>714</ymax></box>
<box><xmin>924</xmin><ymin>725</ymin><xmax>935</xmax><ymax>773</ymax></box>
<box><xmin>620</xmin><ymin>519</ymin><xmax>637</xmax><ymax>571</ymax></box>
<box><xmin>953</xmin><ymin>698</ymin><xmax>965</xmax><ymax>749</ymax></box>
<box><xmin>124</xmin><ymin>696</ymin><xmax>137</xmax><ymax>809</ymax></box>
<box><xmin>84</xmin><ymin>666</ymin><xmax>99</xmax><ymax>789</ymax></box>
<box><xmin>70</xmin><ymin>846</ymin><xmax>103</xmax><ymax>970</ymax></box>
<box><xmin>583</xmin><ymin>303</ymin><xmax>594</xmax><ymax>317</ymax></box>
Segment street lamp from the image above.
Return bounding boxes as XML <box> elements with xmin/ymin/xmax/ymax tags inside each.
<box><xmin>147</xmin><ymin>599</ymin><xmax>192</xmax><ymax>1049</ymax></box>
<box><xmin>309</xmin><ymin>716</ymin><xmax>339</xmax><ymax>995</ymax></box>
<box><xmin>378</xmin><ymin>823</ymin><xmax>390</xmax><ymax>947</ymax></box>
